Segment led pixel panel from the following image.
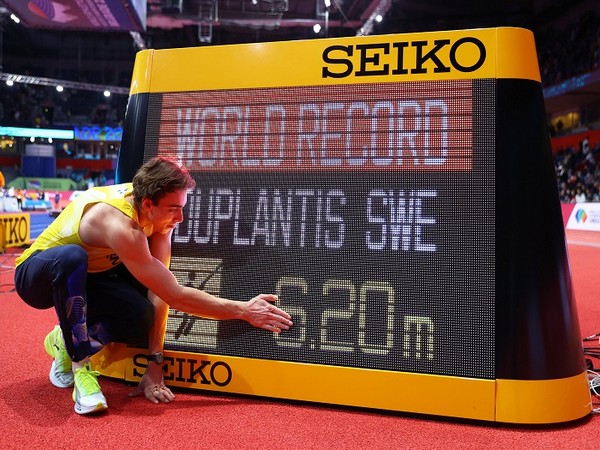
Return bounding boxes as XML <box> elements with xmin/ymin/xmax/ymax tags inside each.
<box><xmin>140</xmin><ymin>77</ymin><xmax>497</xmax><ymax>379</ymax></box>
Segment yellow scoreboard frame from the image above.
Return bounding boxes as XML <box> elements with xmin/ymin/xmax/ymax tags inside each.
<box><xmin>94</xmin><ymin>27</ymin><xmax>591</xmax><ymax>424</ymax></box>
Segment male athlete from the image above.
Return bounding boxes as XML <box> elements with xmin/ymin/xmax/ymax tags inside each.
<box><xmin>14</xmin><ymin>157</ymin><xmax>293</xmax><ymax>414</ymax></box>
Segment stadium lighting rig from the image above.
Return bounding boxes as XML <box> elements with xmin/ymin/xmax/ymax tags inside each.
<box><xmin>0</xmin><ymin>72</ymin><xmax>129</xmax><ymax>96</ymax></box>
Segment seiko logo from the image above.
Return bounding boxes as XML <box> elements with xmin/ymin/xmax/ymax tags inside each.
<box><xmin>0</xmin><ymin>216</ymin><xmax>28</xmax><ymax>246</ymax></box>
<box><xmin>133</xmin><ymin>354</ymin><xmax>232</xmax><ymax>387</ymax></box>
<box><xmin>322</xmin><ymin>37</ymin><xmax>486</xmax><ymax>79</ymax></box>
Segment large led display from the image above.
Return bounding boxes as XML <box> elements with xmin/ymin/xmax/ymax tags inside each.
<box><xmin>96</xmin><ymin>28</ymin><xmax>590</xmax><ymax>424</ymax></box>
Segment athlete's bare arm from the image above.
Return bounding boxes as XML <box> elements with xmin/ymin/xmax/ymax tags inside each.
<box><xmin>130</xmin><ymin>230</ymin><xmax>175</xmax><ymax>403</ymax></box>
<box><xmin>79</xmin><ymin>202</ymin><xmax>292</xmax><ymax>332</ymax></box>
<box><xmin>145</xmin><ymin>230</ymin><xmax>172</xmax><ymax>356</ymax></box>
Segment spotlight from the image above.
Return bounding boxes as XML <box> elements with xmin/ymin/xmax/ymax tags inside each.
<box><xmin>103</xmin><ymin>90</ymin><xmax>111</xmax><ymax>97</ymax></box>
<box><xmin>10</xmin><ymin>14</ymin><xmax>20</xmax><ymax>24</ymax></box>
<box><xmin>56</xmin><ymin>85</ymin><xmax>64</xmax><ymax>92</ymax></box>
<box><xmin>6</xmin><ymin>80</ymin><xmax>13</xmax><ymax>87</ymax></box>
<box><xmin>313</xmin><ymin>24</ymin><xmax>321</xmax><ymax>34</ymax></box>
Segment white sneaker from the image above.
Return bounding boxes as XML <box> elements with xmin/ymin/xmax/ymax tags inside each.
<box><xmin>72</xmin><ymin>363</ymin><xmax>107</xmax><ymax>415</ymax></box>
<box><xmin>43</xmin><ymin>325</ymin><xmax>74</xmax><ymax>388</ymax></box>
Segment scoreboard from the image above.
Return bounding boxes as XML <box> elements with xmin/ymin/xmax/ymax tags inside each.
<box><xmin>94</xmin><ymin>27</ymin><xmax>590</xmax><ymax>423</ymax></box>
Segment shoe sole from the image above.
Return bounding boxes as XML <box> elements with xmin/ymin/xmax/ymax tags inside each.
<box><xmin>74</xmin><ymin>401</ymin><xmax>108</xmax><ymax>415</ymax></box>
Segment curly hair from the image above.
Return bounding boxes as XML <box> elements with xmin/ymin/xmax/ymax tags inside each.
<box><xmin>132</xmin><ymin>157</ymin><xmax>196</xmax><ymax>206</ymax></box>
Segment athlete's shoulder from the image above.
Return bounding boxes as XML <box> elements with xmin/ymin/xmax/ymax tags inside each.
<box><xmin>109</xmin><ymin>183</ymin><xmax>133</xmax><ymax>195</ymax></box>
<box><xmin>78</xmin><ymin>183</ymin><xmax>132</xmax><ymax>201</ymax></box>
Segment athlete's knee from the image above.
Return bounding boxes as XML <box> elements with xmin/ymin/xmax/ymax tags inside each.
<box><xmin>44</xmin><ymin>246</ymin><xmax>88</xmax><ymax>304</ymax></box>
<box><xmin>56</xmin><ymin>245</ymin><xmax>88</xmax><ymax>272</ymax></box>
<box><xmin>51</xmin><ymin>245</ymin><xmax>88</xmax><ymax>287</ymax></box>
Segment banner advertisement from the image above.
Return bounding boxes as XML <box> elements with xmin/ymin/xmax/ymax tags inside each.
<box><xmin>566</xmin><ymin>203</ymin><xmax>600</xmax><ymax>232</ymax></box>
<box><xmin>4</xmin><ymin>0</ymin><xmax>146</xmax><ymax>32</ymax></box>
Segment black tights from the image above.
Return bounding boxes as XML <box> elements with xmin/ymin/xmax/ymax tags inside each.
<box><xmin>15</xmin><ymin>245</ymin><xmax>153</xmax><ymax>362</ymax></box>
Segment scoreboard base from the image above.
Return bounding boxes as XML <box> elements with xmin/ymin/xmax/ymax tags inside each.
<box><xmin>91</xmin><ymin>343</ymin><xmax>591</xmax><ymax>424</ymax></box>
<box><xmin>495</xmin><ymin>375</ymin><xmax>591</xmax><ymax>424</ymax></box>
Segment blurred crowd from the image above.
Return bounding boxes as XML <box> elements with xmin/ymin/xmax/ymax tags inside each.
<box><xmin>0</xmin><ymin>186</ymin><xmax>49</xmax><ymax>210</ymax></box>
<box><xmin>0</xmin><ymin>10</ymin><xmax>598</xmax><ymax>204</ymax></box>
<box><xmin>555</xmin><ymin>137</ymin><xmax>600</xmax><ymax>203</ymax></box>
<box><xmin>0</xmin><ymin>81</ymin><xmax>125</xmax><ymax>129</ymax></box>
<box><xmin>0</xmin><ymin>12</ymin><xmax>596</xmax><ymax>131</ymax></box>
<box><xmin>537</xmin><ymin>10</ymin><xmax>600</xmax><ymax>87</ymax></box>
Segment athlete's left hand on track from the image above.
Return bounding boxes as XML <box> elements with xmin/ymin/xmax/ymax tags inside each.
<box><xmin>128</xmin><ymin>362</ymin><xmax>175</xmax><ymax>404</ymax></box>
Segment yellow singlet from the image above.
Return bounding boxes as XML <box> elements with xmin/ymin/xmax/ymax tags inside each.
<box><xmin>15</xmin><ymin>183</ymin><xmax>138</xmax><ymax>272</ymax></box>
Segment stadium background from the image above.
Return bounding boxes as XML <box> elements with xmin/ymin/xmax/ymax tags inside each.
<box><xmin>0</xmin><ymin>0</ymin><xmax>598</xmax><ymax>206</ymax></box>
<box><xmin>0</xmin><ymin>1</ymin><xmax>599</xmax><ymax>448</ymax></box>
<box><xmin>0</xmin><ymin>1</ymin><xmax>596</xmax><ymax>199</ymax></box>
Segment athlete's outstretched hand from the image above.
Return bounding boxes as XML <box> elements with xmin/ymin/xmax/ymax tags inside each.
<box><xmin>243</xmin><ymin>294</ymin><xmax>293</xmax><ymax>333</ymax></box>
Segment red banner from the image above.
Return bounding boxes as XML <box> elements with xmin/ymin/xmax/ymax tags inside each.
<box><xmin>551</xmin><ymin>129</ymin><xmax>600</xmax><ymax>153</ymax></box>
